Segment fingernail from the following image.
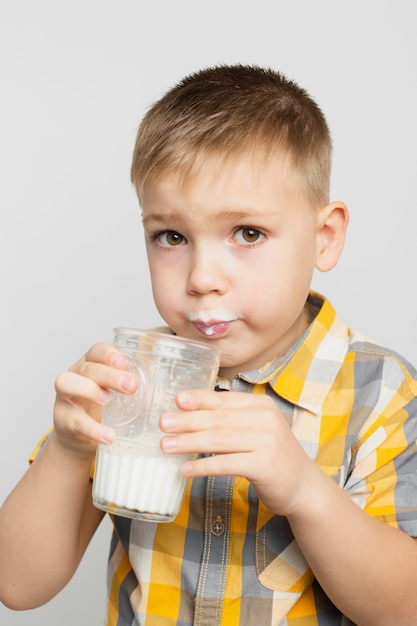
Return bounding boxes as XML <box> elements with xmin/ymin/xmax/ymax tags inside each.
<box><xmin>121</xmin><ymin>373</ymin><xmax>136</xmax><ymax>392</ymax></box>
<box><xmin>101</xmin><ymin>427</ymin><xmax>115</xmax><ymax>444</ymax></box>
<box><xmin>111</xmin><ymin>354</ymin><xmax>128</xmax><ymax>369</ymax></box>
<box><xmin>99</xmin><ymin>389</ymin><xmax>111</xmax><ymax>404</ymax></box>
<box><xmin>181</xmin><ymin>461</ymin><xmax>193</xmax><ymax>476</ymax></box>
<box><xmin>160</xmin><ymin>413</ymin><xmax>176</xmax><ymax>431</ymax></box>
<box><xmin>161</xmin><ymin>435</ymin><xmax>177</xmax><ymax>451</ymax></box>
<box><xmin>177</xmin><ymin>391</ymin><xmax>192</xmax><ymax>406</ymax></box>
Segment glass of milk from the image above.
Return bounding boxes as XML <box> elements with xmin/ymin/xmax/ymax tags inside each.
<box><xmin>92</xmin><ymin>328</ymin><xmax>221</xmax><ymax>522</ymax></box>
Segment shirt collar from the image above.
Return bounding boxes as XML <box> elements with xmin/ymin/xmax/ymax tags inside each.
<box><xmin>233</xmin><ymin>292</ymin><xmax>350</xmax><ymax>415</ymax></box>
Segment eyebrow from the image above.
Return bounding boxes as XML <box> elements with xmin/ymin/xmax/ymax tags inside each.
<box><xmin>142</xmin><ymin>207</ymin><xmax>272</xmax><ymax>228</ymax></box>
<box><xmin>142</xmin><ymin>211</ymin><xmax>184</xmax><ymax>227</ymax></box>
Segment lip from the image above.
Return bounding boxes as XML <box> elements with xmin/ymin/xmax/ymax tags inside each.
<box><xmin>187</xmin><ymin>309</ymin><xmax>239</xmax><ymax>338</ymax></box>
<box><xmin>192</xmin><ymin>319</ymin><xmax>235</xmax><ymax>338</ymax></box>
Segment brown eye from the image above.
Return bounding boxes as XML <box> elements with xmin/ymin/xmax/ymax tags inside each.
<box><xmin>158</xmin><ymin>231</ymin><xmax>185</xmax><ymax>246</ymax></box>
<box><xmin>236</xmin><ymin>227</ymin><xmax>263</xmax><ymax>244</ymax></box>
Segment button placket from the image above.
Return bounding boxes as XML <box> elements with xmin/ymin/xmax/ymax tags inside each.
<box><xmin>194</xmin><ymin>475</ymin><xmax>234</xmax><ymax>626</ymax></box>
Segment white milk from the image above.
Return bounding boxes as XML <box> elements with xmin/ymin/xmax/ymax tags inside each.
<box><xmin>93</xmin><ymin>435</ymin><xmax>190</xmax><ymax>522</ymax></box>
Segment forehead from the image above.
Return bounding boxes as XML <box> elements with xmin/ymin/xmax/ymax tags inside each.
<box><xmin>141</xmin><ymin>151</ymin><xmax>313</xmax><ymax>228</ymax></box>
<box><xmin>141</xmin><ymin>150</ymin><xmax>303</xmax><ymax>208</ymax></box>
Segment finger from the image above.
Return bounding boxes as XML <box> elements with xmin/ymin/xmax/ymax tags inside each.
<box><xmin>54</xmin><ymin>398</ymin><xmax>115</xmax><ymax>446</ymax></box>
<box><xmin>161</xmin><ymin>425</ymin><xmax>257</xmax><ymax>456</ymax></box>
<box><xmin>181</xmin><ymin>452</ymin><xmax>254</xmax><ymax>479</ymax></box>
<box><xmin>161</xmin><ymin>398</ymin><xmax>279</xmax><ymax>434</ymax></box>
<box><xmin>55</xmin><ymin>371</ymin><xmax>111</xmax><ymax>407</ymax></box>
<box><xmin>80</xmin><ymin>343</ymin><xmax>130</xmax><ymax>370</ymax></box>
<box><xmin>175</xmin><ymin>388</ymin><xmax>275</xmax><ymax>412</ymax></box>
<box><xmin>66</xmin><ymin>358</ymin><xmax>138</xmax><ymax>395</ymax></box>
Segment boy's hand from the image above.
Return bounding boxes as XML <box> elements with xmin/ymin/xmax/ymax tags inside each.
<box><xmin>53</xmin><ymin>343</ymin><xmax>138</xmax><ymax>458</ymax></box>
<box><xmin>160</xmin><ymin>389</ymin><xmax>316</xmax><ymax>517</ymax></box>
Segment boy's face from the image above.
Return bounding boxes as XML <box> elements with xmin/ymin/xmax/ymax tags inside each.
<box><xmin>141</xmin><ymin>154</ymin><xmax>328</xmax><ymax>379</ymax></box>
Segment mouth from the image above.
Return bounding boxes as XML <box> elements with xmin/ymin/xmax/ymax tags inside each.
<box><xmin>193</xmin><ymin>320</ymin><xmax>234</xmax><ymax>337</ymax></box>
<box><xmin>187</xmin><ymin>309</ymin><xmax>239</xmax><ymax>338</ymax></box>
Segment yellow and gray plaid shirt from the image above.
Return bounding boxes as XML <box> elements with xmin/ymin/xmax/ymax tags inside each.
<box><xmin>102</xmin><ymin>293</ymin><xmax>417</xmax><ymax>625</ymax></box>
<box><xmin>31</xmin><ymin>292</ymin><xmax>417</xmax><ymax>625</ymax></box>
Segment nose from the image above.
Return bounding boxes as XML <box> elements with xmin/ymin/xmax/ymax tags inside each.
<box><xmin>187</xmin><ymin>246</ymin><xmax>228</xmax><ymax>295</ymax></box>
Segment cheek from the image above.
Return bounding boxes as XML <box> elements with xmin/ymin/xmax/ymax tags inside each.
<box><xmin>244</xmin><ymin>261</ymin><xmax>309</xmax><ymax>319</ymax></box>
<box><xmin>149</xmin><ymin>270</ymin><xmax>182</xmax><ymax>319</ymax></box>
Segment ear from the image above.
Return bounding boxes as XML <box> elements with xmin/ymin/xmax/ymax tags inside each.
<box><xmin>315</xmin><ymin>201</ymin><xmax>349</xmax><ymax>272</ymax></box>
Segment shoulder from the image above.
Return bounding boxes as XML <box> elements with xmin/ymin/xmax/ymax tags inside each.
<box><xmin>310</xmin><ymin>292</ymin><xmax>417</xmax><ymax>393</ymax></box>
<box><xmin>345</xmin><ymin>329</ymin><xmax>417</xmax><ymax>409</ymax></box>
<box><xmin>348</xmin><ymin>329</ymin><xmax>417</xmax><ymax>379</ymax></box>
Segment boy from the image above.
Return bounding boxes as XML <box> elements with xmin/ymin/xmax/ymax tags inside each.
<box><xmin>1</xmin><ymin>64</ymin><xmax>417</xmax><ymax>625</ymax></box>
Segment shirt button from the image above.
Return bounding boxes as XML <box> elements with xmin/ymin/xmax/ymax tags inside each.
<box><xmin>211</xmin><ymin>516</ymin><xmax>225</xmax><ymax>536</ymax></box>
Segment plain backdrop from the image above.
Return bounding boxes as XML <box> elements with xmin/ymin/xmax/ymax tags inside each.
<box><xmin>1</xmin><ymin>1</ymin><xmax>416</xmax><ymax>624</ymax></box>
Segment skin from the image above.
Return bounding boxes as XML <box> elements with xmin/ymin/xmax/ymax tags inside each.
<box><xmin>142</xmin><ymin>156</ymin><xmax>326</xmax><ymax>380</ymax></box>
<box><xmin>1</xmin><ymin>153</ymin><xmax>417</xmax><ymax>624</ymax></box>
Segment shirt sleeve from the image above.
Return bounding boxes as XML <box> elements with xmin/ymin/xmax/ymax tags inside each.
<box><xmin>344</xmin><ymin>359</ymin><xmax>417</xmax><ymax>537</ymax></box>
<box><xmin>29</xmin><ymin>425</ymin><xmax>53</xmax><ymax>464</ymax></box>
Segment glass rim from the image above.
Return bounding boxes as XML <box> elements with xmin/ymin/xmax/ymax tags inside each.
<box><xmin>113</xmin><ymin>327</ymin><xmax>222</xmax><ymax>358</ymax></box>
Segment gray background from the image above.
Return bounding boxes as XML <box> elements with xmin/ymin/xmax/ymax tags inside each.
<box><xmin>1</xmin><ymin>1</ymin><xmax>416</xmax><ymax>624</ymax></box>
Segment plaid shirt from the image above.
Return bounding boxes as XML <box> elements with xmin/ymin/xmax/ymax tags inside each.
<box><xmin>31</xmin><ymin>293</ymin><xmax>417</xmax><ymax>625</ymax></box>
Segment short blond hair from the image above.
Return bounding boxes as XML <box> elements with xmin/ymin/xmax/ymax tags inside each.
<box><xmin>131</xmin><ymin>64</ymin><xmax>332</xmax><ymax>208</ymax></box>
